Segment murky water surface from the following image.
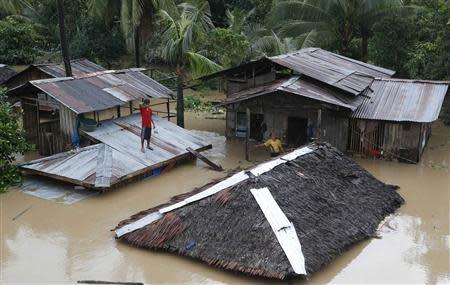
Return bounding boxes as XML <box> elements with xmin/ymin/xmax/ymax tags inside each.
<box><xmin>1</xmin><ymin>114</ymin><xmax>449</xmax><ymax>284</ymax></box>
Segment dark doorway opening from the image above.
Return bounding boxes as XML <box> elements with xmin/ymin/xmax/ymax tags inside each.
<box><xmin>250</xmin><ymin>113</ymin><xmax>265</xmax><ymax>141</ymax></box>
<box><xmin>287</xmin><ymin>117</ymin><xmax>308</xmax><ymax>146</ymax></box>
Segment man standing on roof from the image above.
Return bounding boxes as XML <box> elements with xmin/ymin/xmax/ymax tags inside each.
<box><xmin>139</xmin><ymin>98</ymin><xmax>155</xmax><ymax>153</ymax></box>
<box><xmin>255</xmin><ymin>132</ymin><xmax>285</xmax><ymax>157</ymax></box>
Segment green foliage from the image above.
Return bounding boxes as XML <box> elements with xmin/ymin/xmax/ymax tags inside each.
<box><xmin>404</xmin><ymin>1</ymin><xmax>450</xmax><ymax>80</ymax></box>
<box><xmin>0</xmin><ymin>16</ymin><xmax>42</xmax><ymax>64</ymax></box>
<box><xmin>183</xmin><ymin>94</ymin><xmax>223</xmax><ymax>112</ymax></box>
<box><xmin>203</xmin><ymin>28</ymin><xmax>250</xmax><ymax>67</ymax></box>
<box><xmin>184</xmin><ymin>95</ymin><xmax>206</xmax><ymax>111</ymax></box>
<box><xmin>70</xmin><ymin>16</ymin><xmax>125</xmax><ymax>67</ymax></box>
<box><xmin>268</xmin><ymin>0</ymin><xmax>403</xmax><ymax>59</ymax></box>
<box><xmin>370</xmin><ymin>12</ymin><xmax>415</xmax><ymax>77</ymax></box>
<box><xmin>159</xmin><ymin>0</ymin><xmax>222</xmax><ymax>78</ymax></box>
<box><xmin>0</xmin><ymin>89</ymin><xmax>31</xmax><ymax>192</ymax></box>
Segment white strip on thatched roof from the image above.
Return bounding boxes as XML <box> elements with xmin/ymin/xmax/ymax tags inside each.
<box><xmin>115</xmin><ymin>146</ymin><xmax>314</xmax><ymax>237</ymax></box>
<box><xmin>251</xmin><ymin>187</ymin><xmax>306</xmax><ymax>275</ymax></box>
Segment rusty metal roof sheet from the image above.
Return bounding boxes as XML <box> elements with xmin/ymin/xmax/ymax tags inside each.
<box><xmin>0</xmin><ymin>64</ymin><xmax>17</xmax><ymax>84</ymax></box>
<box><xmin>19</xmin><ymin>114</ymin><xmax>212</xmax><ymax>189</ymax></box>
<box><xmin>201</xmin><ymin>48</ymin><xmax>396</xmax><ymax>96</ymax></box>
<box><xmin>34</xmin><ymin>58</ymin><xmax>106</xmax><ymax>77</ymax></box>
<box><xmin>29</xmin><ymin>69</ymin><xmax>174</xmax><ymax>114</ymax></box>
<box><xmin>352</xmin><ymin>78</ymin><xmax>449</xmax><ymax>122</ymax></box>
<box><xmin>222</xmin><ymin>76</ymin><xmax>363</xmax><ymax>111</ymax></box>
<box><xmin>270</xmin><ymin>48</ymin><xmax>395</xmax><ymax>95</ymax></box>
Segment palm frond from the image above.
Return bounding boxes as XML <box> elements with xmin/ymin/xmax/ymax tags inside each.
<box><xmin>186</xmin><ymin>51</ymin><xmax>222</xmax><ymax>78</ymax></box>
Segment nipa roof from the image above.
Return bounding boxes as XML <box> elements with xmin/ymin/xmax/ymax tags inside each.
<box><xmin>19</xmin><ymin>114</ymin><xmax>211</xmax><ymax>189</ymax></box>
<box><xmin>221</xmin><ymin>76</ymin><xmax>364</xmax><ymax>111</ymax></box>
<box><xmin>115</xmin><ymin>143</ymin><xmax>404</xmax><ymax>279</ymax></box>
<box><xmin>352</xmin><ymin>78</ymin><xmax>449</xmax><ymax>122</ymax></box>
<box><xmin>27</xmin><ymin>69</ymin><xmax>174</xmax><ymax>114</ymax></box>
<box><xmin>0</xmin><ymin>64</ymin><xmax>17</xmax><ymax>84</ymax></box>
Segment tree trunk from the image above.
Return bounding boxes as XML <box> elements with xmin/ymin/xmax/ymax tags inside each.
<box><xmin>361</xmin><ymin>34</ymin><xmax>368</xmax><ymax>63</ymax></box>
<box><xmin>176</xmin><ymin>73</ymin><xmax>184</xmax><ymax>128</ymax></box>
<box><xmin>56</xmin><ymin>0</ymin><xmax>72</xmax><ymax>77</ymax></box>
<box><xmin>134</xmin><ymin>28</ymin><xmax>140</xmax><ymax>67</ymax></box>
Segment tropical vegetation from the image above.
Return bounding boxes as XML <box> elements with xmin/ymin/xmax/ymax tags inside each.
<box><xmin>0</xmin><ymin>89</ymin><xmax>31</xmax><ymax>192</ymax></box>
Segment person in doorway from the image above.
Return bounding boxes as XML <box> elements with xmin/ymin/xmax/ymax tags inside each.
<box><xmin>255</xmin><ymin>132</ymin><xmax>285</xmax><ymax>157</ymax></box>
<box><xmin>139</xmin><ymin>98</ymin><xmax>156</xmax><ymax>153</ymax></box>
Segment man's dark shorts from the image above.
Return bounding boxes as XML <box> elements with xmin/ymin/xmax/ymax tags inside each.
<box><xmin>141</xmin><ymin>126</ymin><xmax>152</xmax><ymax>140</ymax></box>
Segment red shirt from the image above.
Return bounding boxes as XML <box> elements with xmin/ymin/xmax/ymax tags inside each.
<box><xmin>140</xmin><ymin>106</ymin><xmax>152</xmax><ymax>128</ymax></box>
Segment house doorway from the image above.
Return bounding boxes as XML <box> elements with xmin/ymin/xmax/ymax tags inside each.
<box><xmin>287</xmin><ymin>117</ymin><xmax>308</xmax><ymax>146</ymax></box>
<box><xmin>250</xmin><ymin>113</ymin><xmax>265</xmax><ymax>141</ymax></box>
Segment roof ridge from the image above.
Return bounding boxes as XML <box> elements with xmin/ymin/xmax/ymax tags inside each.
<box><xmin>31</xmin><ymin>68</ymin><xmax>147</xmax><ymax>84</ymax></box>
<box><xmin>374</xmin><ymin>77</ymin><xmax>450</xmax><ymax>84</ymax></box>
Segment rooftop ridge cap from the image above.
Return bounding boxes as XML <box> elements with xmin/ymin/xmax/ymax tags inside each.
<box><xmin>31</xmin><ymin>68</ymin><xmax>147</xmax><ymax>84</ymax></box>
<box><xmin>374</xmin><ymin>77</ymin><xmax>450</xmax><ymax>84</ymax></box>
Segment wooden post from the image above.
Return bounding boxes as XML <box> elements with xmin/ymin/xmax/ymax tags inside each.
<box><xmin>252</xmin><ymin>65</ymin><xmax>256</xmax><ymax>87</ymax></box>
<box><xmin>36</xmin><ymin>100</ymin><xmax>41</xmax><ymax>152</ymax></box>
<box><xmin>166</xmin><ymin>99</ymin><xmax>170</xmax><ymax>121</ymax></box>
<box><xmin>56</xmin><ymin>0</ymin><xmax>72</xmax><ymax>77</ymax></box>
<box><xmin>117</xmin><ymin>106</ymin><xmax>121</xmax><ymax>118</ymax></box>
<box><xmin>245</xmin><ymin>107</ymin><xmax>250</xmax><ymax>161</ymax></box>
<box><xmin>134</xmin><ymin>28</ymin><xmax>140</xmax><ymax>67</ymax></box>
<box><xmin>317</xmin><ymin>109</ymin><xmax>322</xmax><ymax>141</ymax></box>
<box><xmin>129</xmin><ymin>102</ymin><xmax>133</xmax><ymax>114</ymax></box>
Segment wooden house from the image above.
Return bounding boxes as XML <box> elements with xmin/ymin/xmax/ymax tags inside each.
<box><xmin>7</xmin><ymin>68</ymin><xmax>174</xmax><ymax>155</ymax></box>
<box><xmin>203</xmin><ymin>48</ymin><xmax>449</xmax><ymax>163</ymax></box>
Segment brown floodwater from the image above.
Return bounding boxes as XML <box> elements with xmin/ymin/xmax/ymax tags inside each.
<box><xmin>1</xmin><ymin>113</ymin><xmax>449</xmax><ymax>284</ymax></box>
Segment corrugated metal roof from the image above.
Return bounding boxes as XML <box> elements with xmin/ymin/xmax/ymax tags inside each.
<box><xmin>0</xmin><ymin>64</ymin><xmax>17</xmax><ymax>84</ymax></box>
<box><xmin>270</xmin><ymin>48</ymin><xmax>395</xmax><ymax>95</ymax></box>
<box><xmin>29</xmin><ymin>69</ymin><xmax>174</xmax><ymax>114</ymax></box>
<box><xmin>352</xmin><ymin>78</ymin><xmax>449</xmax><ymax>122</ymax></box>
<box><xmin>34</xmin><ymin>58</ymin><xmax>106</xmax><ymax>77</ymax></box>
<box><xmin>201</xmin><ymin>48</ymin><xmax>396</xmax><ymax>96</ymax></box>
<box><xmin>222</xmin><ymin>76</ymin><xmax>363</xmax><ymax>111</ymax></box>
<box><xmin>19</xmin><ymin>114</ymin><xmax>211</xmax><ymax>189</ymax></box>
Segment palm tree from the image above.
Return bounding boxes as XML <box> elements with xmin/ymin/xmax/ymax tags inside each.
<box><xmin>159</xmin><ymin>0</ymin><xmax>222</xmax><ymax>127</ymax></box>
<box><xmin>87</xmin><ymin>0</ymin><xmax>175</xmax><ymax>67</ymax></box>
<box><xmin>269</xmin><ymin>0</ymin><xmax>404</xmax><ymax>60</ymax></box>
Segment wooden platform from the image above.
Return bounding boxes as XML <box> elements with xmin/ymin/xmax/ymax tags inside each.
<box><xmin>19</xmin><ymin>115</ymin><xmax>212</xmax><ymax>190</ymax></box>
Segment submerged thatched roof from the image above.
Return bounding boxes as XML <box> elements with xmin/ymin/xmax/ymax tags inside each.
<box><xmin>115</xmin><ymin>143</ymin><xmax>404</xmax><ymax>279</ymax></box>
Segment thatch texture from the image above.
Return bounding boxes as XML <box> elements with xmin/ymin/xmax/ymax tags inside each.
<box><xmin>116</xmin><ymin>143</ymin><xmax>404</xmax><ymax>279</ymax></box>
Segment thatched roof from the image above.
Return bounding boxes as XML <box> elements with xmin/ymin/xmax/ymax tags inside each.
<box><xmin>115</xmin><ymin>143</ymin><xmax>404</xmax><ymax>280</ymax></box>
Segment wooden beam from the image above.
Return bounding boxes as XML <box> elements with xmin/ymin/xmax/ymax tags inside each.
<box><xmin>245</xmin><ymin>107</ymin><xmax>250</xmax><ymax>161</ymax></box>
<box><xmin>186</xmin><ymin>147</ymin><xmax>223</xmax><ymax>171</ymax></box>
<box><xmin>166</xmin><ymin>99</ymin><xmax>170</xmax><ymax>121</ymax></box>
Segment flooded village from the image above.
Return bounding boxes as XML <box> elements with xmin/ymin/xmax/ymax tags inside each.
<box><xmin>1</xmin><ymin>1</ymin><xmax>450</xmax><ymax>285</ymax></box>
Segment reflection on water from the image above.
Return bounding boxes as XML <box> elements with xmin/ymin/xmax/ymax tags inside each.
<box><xmin>1</xmin><ymin>116</ymin><xmax>449</xmax><ymax>284</ymax></box>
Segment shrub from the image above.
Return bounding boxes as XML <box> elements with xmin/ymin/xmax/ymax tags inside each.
<box><xmin>0</xmin><ymin>16</ymin><xmax>42</xmax><ymax>64</ymax></box>
<box><xmin>0</xmin><ymin>89</ymin><xmax>31</xmax><ymax>192</ymax></box>
<box><xmin>70</xmin><ymin>16</ymin><xmax>125</xmax><ymax>68</ymax></box>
